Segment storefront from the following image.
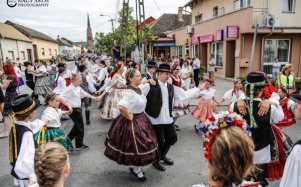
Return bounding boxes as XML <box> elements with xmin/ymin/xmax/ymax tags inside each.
<box><xmin>151</xmin><ymin>37</ymin><xmax>175</xmax><ymax>59</ymax></box>
<box><xmin>191</xmin><ymin>35</ymin><xmax>199</xmax><ymax>58</ymax></box>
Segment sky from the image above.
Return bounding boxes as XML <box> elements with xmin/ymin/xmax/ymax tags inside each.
<box><xmin>0</xmin><ymin>0</ymin><xmax>190</xmax><ymax>43</ymax></box>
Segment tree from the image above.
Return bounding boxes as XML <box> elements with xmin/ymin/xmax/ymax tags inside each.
<box><xmin>94</xmin><ymin>6</ymin><xmax>158</xmax><ymax>57</ymax></box>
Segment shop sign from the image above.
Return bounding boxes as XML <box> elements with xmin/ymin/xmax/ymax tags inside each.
<box><xmin>200</xmin><ymin>34</ymin><xmax>213</xmax><ymax>43</ymax></box>
<box><xmin>191</xmin><ymin>35</ymin><xmax>199</xmax><ymax>44</ymax></box>
<box><xmin>216</xmin><ymin>30</ymin><xmax>224</xmax><ymax>41</ymax></box>
<box><xmin>227</xmin><ymin>26</ymin><xmax>239</xmax><ymax>38</ymax></box>
<box><xmin>153</xmin><ymin>43</ymin><xmax>175</xmax><ymax>47</ymax></box>
<box><xmin>183</xmin><ymin>39</ymin><xmax>188</xmax><ymax>45</ymax></box>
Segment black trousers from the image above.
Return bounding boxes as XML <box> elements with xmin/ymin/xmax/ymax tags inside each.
<box><xmin>152</xmin><ymin>123</ymin><xmax>177</xmax><ymax>158</ymax></box>
<box><xmin>26</xmin><ymin>80</ymin><xmax>38</xmax><ymax>99</ymax></box>
<box><xmin>68</xmin><ymin>108</ymin><xmax>85</xmax><ymax>148</ymax></box>
<box><xmin>81</xmin><ymin>97</ymin><xmax>90</xmax><ymax>111</ymax></box>
<box><xmin>194</xmin><ymin>69</ymin><xmax>200</xmax><ymax>86</ymax></box>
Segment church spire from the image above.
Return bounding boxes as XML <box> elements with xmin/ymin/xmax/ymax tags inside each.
<box><xmin>87</xmin><ymin>13</ymin><xmax>91</xmax><ymax>29</ymax></box>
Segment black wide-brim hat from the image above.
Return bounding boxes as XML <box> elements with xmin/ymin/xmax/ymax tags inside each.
<box><xmin>244</xmin><ymin>72</ymin><xmax>269</xmax><ymax>88</ymax></box>
<box><xmin>157</xmin><ymin>64</ymin><xmax>171</xmax><ymax>73</ymax></box>
<box><xmin>57</xmin><ymin>63</ymin><xmax>65</xmax><ymax>68</ymax></box>
<box><xmin>147</xmin><ymin>61</ymin><xmax>157</xmax><ymax>68</ymax></box>
<box><xmin>10</xmin><ymin>94</ymin><xmax>40</xmax><ymax>117</ymax></box>
<box><xmin>290</xmin><ymin>93</ymin><xmax>301</xmax><ymax>101</ymax></box>
<box><xmin>23</xmin><ymin>61</ymin><xmax>31</xmax><ymax>67</ymax></box>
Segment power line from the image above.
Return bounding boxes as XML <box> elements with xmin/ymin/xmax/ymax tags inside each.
<box><xmin>153</xmin><ymin>0</ymin><xmax>162</xmax><ymax>15</ymax></box>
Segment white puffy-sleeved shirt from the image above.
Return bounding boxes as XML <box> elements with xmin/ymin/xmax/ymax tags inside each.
<box><xmin>123</xmin><ymin>66</ymin><xmax>127</xmax><ymax>78</ymax></box>
<box><xmin>13</xmin><ymin>120</ymin><xmax>45</xmax><ymax>186</ymax></box>
<box><xmin>53</xmin><ymin>76</ymin><xmax>66</xmax><ymax>94</ymax></box>
<box><xmin>168</xmin><ymin>76</ymin><xmax>186</xmax><ymax>88</ymax></box>
<box><xmin>42</xmin><ymin>107</ymin><xmax>62</xmax><ymax>128</ymax></box>
<box><xmin>32</xmin><ymin>65</ymin><xmax>47</xmax><ymax>77</ymax></box>
<box><xmin>140</xmin><ymin>80</ymin><xmax>200</xmax><ymax>125</ymax></box>
<box><xmin>118</xmin><ymin>87</ymin><xmax>147</xmax><ymax>114</ymax></box>
<box><xmin>97</xmin><ymin>67</ymin><xmax>108</xmax><ymax>83</ymax></box>
<box><xmin>286</xmin><ymin>98</ymin><xmax>295</xmax><ymax>110</ymax></box>
<box><xmin>280</xmin><ymin>144</ymin><xmax>301</xmax><ymax>187</ymax></box>
<box><xmin>229</xmin><ymin>96</ymin><xmax>284</xmax><ymax>164</ymax></box>
<box><xmin>223</xmin><ymin>89</ymin><xmax>244</xmax><ymax>103</ymax></box>
<box><xmin>63</xmin><ymin>69</ymin><xmax>72</xmax><ymax>79</ymax></box>
<box><xmin>199</xmin><ymin>88</ymin><xmax>215</xmax><ymax>99</ymax></box>
<box><xmin>14</xmin><ymin>66</ymin><xmax>24</xmax><ymax>77</ymax></box>
<box><xmin>60</xmin><ymin>84</ymin><xmax>88</xmax><ymax>108</ymax></box>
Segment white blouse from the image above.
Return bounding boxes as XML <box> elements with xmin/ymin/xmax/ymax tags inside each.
<box><xmin>180</xmin><ymin>65</ymin><xmax>192</xmax><ymax>78</ymax></box>
<box><xmin>118</xmin><ymin>88</ymin><xmax>147</xmax><ymax>114</ymax></box>
<box><xmin>34</xmin><ymin>65</ymin><xmax>47</xmax><ymax>77</ymax></box>
<box><xmin>63</xmin><ymin>69</ymin><xmax>72</xmax><ymax>79</ymax></box>
<box><xmin>199</xmin><ymin>88</ymin><xmax>215</xmax><ymax>99</ymax></box>
<box><xmin>53</xmin><ymin>76</ymin><xmax>66</xmax><ymax>94</ymax></box>
<box><xmin>89</xmin><ymin>64</ymin><xmax>100</xmax><ymax>77</ymax></box>
<box><xmin>223</xmin><ymin>89</ymin><xmax>244</xmax><ymax>103</ymax></box>
<box><xmin>14</xmin><ymin>66</ymin><xmax>24</xmax><ymax>77</ymax></box>
<box><xmin>42</xmin><ymin>107</ymin><xmax>62</xmax><ymax>128</ymax></box>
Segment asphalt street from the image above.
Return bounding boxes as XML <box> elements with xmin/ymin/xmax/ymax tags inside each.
<box><xmin>0</xmin><ymin>61</ymin><xmax>299</xmax><ymax>187</ymax></box>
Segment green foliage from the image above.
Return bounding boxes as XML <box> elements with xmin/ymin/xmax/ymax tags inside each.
<box><xmin>87</xmin><ymin>49</ymin><xmax>93</xmax><ymax>54</ymax></box>
<box><xmin>237</xmin><ymin>76</ymin><xmax>247</xmax><ymax>81</ymax></box>
<box><xmin>198</xmin><ymin>65</ymin><xmax>206</xmax><ymax>81</ymax></box>
<box><xmin>94</xmin><ymin>6</ymin><xmax>158</xmax><ymax>57</ymax></box>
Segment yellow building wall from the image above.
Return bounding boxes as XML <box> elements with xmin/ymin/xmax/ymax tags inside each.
<box><xmin>33</xmin><ymin>38</ymin><xmax>59</xmax><ymax>60</ymax></box>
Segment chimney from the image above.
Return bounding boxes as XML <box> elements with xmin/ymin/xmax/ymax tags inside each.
<box><xmin>178</xmin><ymin>7</ymin><xmax>183</xmax><ymax>21</ymax></box>
<box><xmin>57</xmin><ymin>35</ymin><xmax>59</xmax><ymax>39</ymax></box>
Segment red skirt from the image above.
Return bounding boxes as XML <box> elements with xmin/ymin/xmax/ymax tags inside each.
<box><xmin>65</xmin><ymin>78</ymin><xmax>71</xmax><ymax>86</ymax></box>
<box><xmin>275</xmin><ymin>109</ymin><xmax>296</xmax><ymax>128</ymax></box>
<box><xmin>266</xmin><ymin>124</ymin><xmax>294</xmax><ymax>181</ymax></box>
<box><xmin>104</xmin><ymin>113</ymin><xmax>159</xmax><ymax>166</ymax></box>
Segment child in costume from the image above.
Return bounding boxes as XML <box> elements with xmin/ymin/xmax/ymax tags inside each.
<box><xmin>191</xmin><ymin>78</ymin><xmax>219</xmax><ymax>131</ymax></box>
<box><xmin>219</xmin><ymin>80</ymin><xmax>244</xmax><ymax>110</ymax></box>
<box><xmin>35</xmin><ymin>92</ymin><xmax>72</xmax><ymax>151</ymax></box>
<box><xmin>231</xmin><ymin>72</ymin><xmax>293</xmax><ymax>187</ymax></box>
<box><xmin>275</xmin><ymin>87</ymin><xmax>296</xmax><ymax>128</ymax></box>
<box><xmin>8</xmin><ymin>94</ymin><xmax>47</xmax><ymax>187</ymax></box>
<box><xmin>191</xmin><ymin>111</ymin><xmax>260</xmax><ymax>187</ymax></box>
<box><xmin>12</xmin><ymin>62</ymin><xmax>25</xmax><ymax>87</ymax></box>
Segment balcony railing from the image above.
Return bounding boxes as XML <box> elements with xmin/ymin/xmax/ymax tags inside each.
<box><xmin>253</xmin><ymin>8</ymin><xmax>268</xmax><ymax>26</ymax></box>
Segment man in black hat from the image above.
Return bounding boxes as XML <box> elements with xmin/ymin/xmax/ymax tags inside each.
<box><xmin>230</xmin><ymin>72</ymin><xmax>284</xmax><ymax>187</ymax></box>
<box><xmin>142</xmin><ymin>60</ymin><xmax>156</xmax><ymax>82</ymax></box>
<box><xmin>78</xmin><ymin>64</ymin><xmax>98</xmax><ymax>125</ymax></box>
<box><xmin>23</xmin><ymin>61</ymin><xmax>39</xmax><ymax>100</ymax></box>
<box><xmin>141</xmin><ymin>63</ymin><xmax>203</xmax><ymax>171</ymax></box>
<box><xmin>9</xmin><ymin>94</ymin><xmax>47</xmax><ymax>186</ymax></box>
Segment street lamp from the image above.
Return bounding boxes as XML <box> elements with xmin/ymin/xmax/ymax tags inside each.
<box><xmin>100</xmin><ymin>14</ymin><xmax>115</xmax><ymax>33</ymax></box>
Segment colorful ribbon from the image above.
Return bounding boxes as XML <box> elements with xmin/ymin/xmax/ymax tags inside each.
<box><xmin>9</xmin><ymin>112</ymin><xmax>17</xmax><ymax>163</ymax></box>
<box><xmin>36</xmin><ymin>127</ymin><xmax>48</xmax><ymax>146</ymax></box>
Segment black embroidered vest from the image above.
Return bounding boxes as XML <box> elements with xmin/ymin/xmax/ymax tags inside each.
<box><xmin>10</xmin><ymin>124</ymin><xmax>38</xmax><ymax>180</ymax></box>
<box><xmin>146</xmin><ymin>73</ymin><xmax>152</xmax><ymax>80</ymax></box>
<box><xmin>234</xmin><ymin>100</ymin><xmax>274</xmax><ymax>151</ymax></box>
<box><xmin>80</xmin><ymin>73</ymin><xmax>89</xmax><ymax>93</ymax></box>
<box><xmin>145</xmin><ymin>80</ymin><xmax>174</xmax><ymax>118</ymax></box>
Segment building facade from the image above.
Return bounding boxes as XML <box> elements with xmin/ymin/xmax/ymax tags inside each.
<box><xmin>5</xmin><ymin>21</ymin><xmax>59</xmax><ymax>62</ymax></box>
<box><xmin>168</xmin><ymin>0</ymin><xmax>301</xmax><ymax>78</ymax></box>
<box><xmin>0</xmin><ymin>22</ymin><xmax>34</xmax><ymax>64</ymax></box>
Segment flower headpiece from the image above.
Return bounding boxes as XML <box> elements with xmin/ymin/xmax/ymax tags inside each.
<box><xmin>199</xmin><ymin>111</ymin><xmax>252</xmax><ymax>159</ymax></box>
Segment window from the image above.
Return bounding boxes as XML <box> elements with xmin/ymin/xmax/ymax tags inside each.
<box><xmin>55</xmin><ymin>49</ymin><xmax>57</xmax><ymax>55</ymax></box>
<box><xmin>195</xmin><ymin>14</ymin><xmax>203</xmax><ymax>23</ymax></box>
<box><xmin>213</xmin><ymin>6</ymin><xmax>218</xmax><ymax>17</ymax></box>
<box><xmin>7</xmin><ymin>51</ymin><xmax>14</xmax><ymax>60</ymax></box>
<box><xmin>177</xmin><ymin>46</ymin><xmax>183</xmax><ymax>56</ymax></box>
<box><xmin>185</xmin><ymin>45</ymin><xmax>190</xmax><ymax>56</ymax></box>
<box><xmin>21</xmin><ymin>51</ymin><xmax>25</xmax><ymax>60</ymax></box>
<box><xmin>49</xmin><ymin>49</ymin><xmax>51</xmax><ymax>55</ymax></box>
<box><xmin>264</xmin><ymin>39</ymin><xmax>290</xmax><ymax>74</ymax></box>
<box><xmin>41</xmin><ymin>48</ymin><xmax>45</xmax><ymax>56</ymax></box>
<box><xmin>211</xmin><ymin>43</ymin><xmax>223</xmax><ymax>67</ymax></box>
<box><xmin>234</xmin><ymin>0</ymin><xmax>250</xmax><ymax>9</ymax></box>
<box><xmin>192</xmin><ymin>45</ymin><xmax>199</xmax><ymax>59</ymax></box>
<box><xmin>283</xmin><ymin>0</ymin><xmax>294</xmax><ymax>12</ymax></box>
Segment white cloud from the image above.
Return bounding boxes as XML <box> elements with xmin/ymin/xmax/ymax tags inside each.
<box><xmin>0</xmin><ymin>0</ymin><xmax>190</xmax><ymax>42</ymax></box>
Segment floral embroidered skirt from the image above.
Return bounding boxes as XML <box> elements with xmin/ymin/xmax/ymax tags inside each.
<box><xmin>104</xmin><ymin>112</ymin><xmax>159</xmax><ymax>166</ymax></box>
<box><xmin>191</xmin><ymin>98</ymin><xmax>216</xmax><ymax>122</ymax></box>
<box><xmin>101</xmin><ymin>89</ymin><xmax>124</xmax><ymax>119</ymax></box>
<box><xmin>172</xmin><ymin>99</ymin><xmax>190</xmax><ymax>117</ymax></box>
<box><xmin>34</xmin><ymin>127</ymin><xmax>72</xmax><ymax>152</ymax></box>
<box><xmin>34</xmin><ymin>76</ymin><xmax>54</xmax><ymax>95</ymax></box>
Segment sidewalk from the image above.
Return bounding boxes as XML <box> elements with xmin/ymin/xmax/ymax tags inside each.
<box><xmin>189</xmin><ymin>76</ymin><xmax>234</xmax><ymax>106</ymax></box>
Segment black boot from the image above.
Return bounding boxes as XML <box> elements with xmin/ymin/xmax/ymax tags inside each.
<box><xmin>85</xmin><ymin>111</ymin><xmax>90</xmax><ymax>125</ymax></box>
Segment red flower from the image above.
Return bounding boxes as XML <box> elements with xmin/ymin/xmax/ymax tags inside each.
<box><xmin>208</xmin><ymin>116</ymin><xmax>216</xmax><ymax>122</ymax></box>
